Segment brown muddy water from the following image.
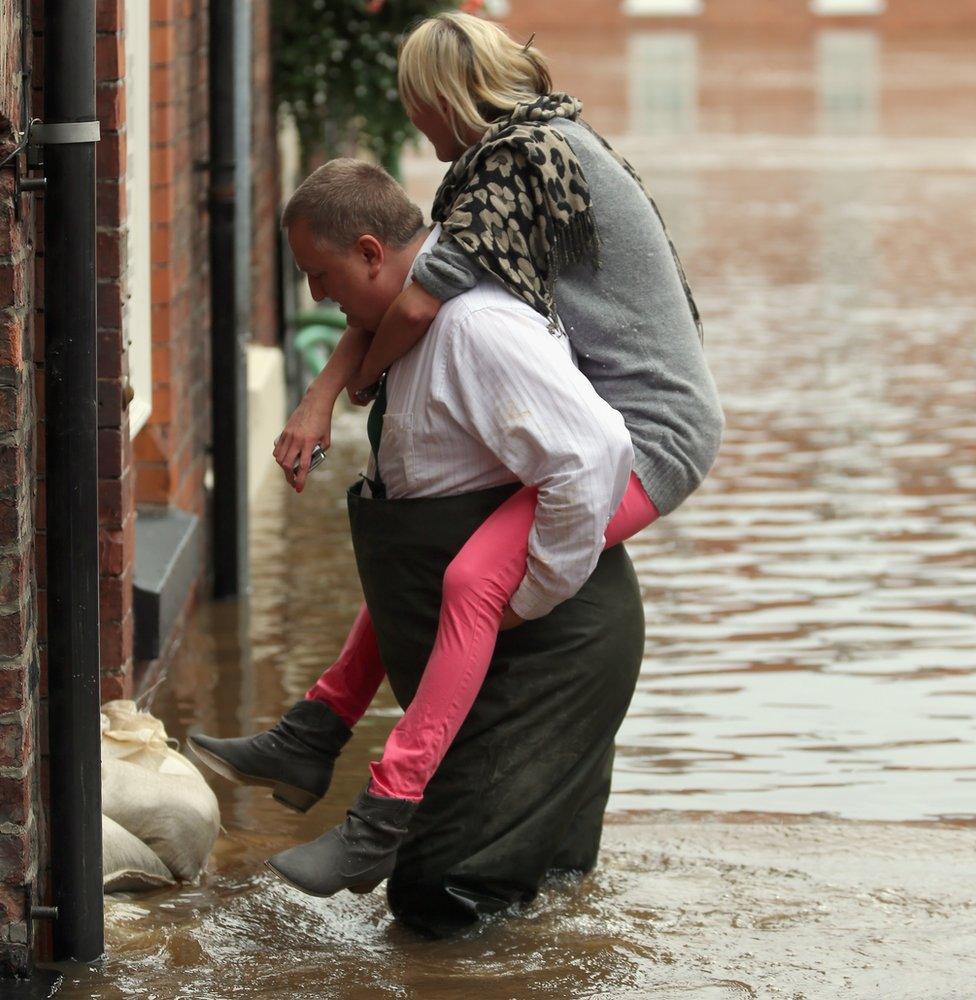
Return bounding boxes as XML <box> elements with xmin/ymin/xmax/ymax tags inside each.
<box><xmin>56</xmin><ymin>32</ymin><xmax>976</xmax><ymax>1000</ymax></box>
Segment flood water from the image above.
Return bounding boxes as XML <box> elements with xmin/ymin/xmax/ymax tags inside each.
<box><xmin>56</xmin><ymin>29</ymin><xmax>976</xmax><ymax>1000</ymax></box>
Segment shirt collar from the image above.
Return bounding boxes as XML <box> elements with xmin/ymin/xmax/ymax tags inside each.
<box><xmin>404</xmin><ymin>223</ymin><xmax>443</xmax><ymax>292</ymax></box>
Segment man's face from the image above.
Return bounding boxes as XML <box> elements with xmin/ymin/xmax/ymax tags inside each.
<box><xmin>287</xmin><ymin>217</ymin><xmax>395</xmax><ymax>330</ymax></box>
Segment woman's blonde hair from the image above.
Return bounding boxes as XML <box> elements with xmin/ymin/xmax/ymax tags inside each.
<box><xmin>398</xmin><ymin>12</ymin><xmax>552</xmax><ymax>145</ymax></box>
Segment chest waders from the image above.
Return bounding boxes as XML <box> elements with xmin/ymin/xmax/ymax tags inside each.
<box><xmin>347</xmin><ymin>480</ymin><xmax>645</xmax><ymax>937</ymax></box>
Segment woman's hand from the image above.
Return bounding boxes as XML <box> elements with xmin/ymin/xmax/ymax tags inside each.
<box><xmin>274</xmin><ymin>383</ymin><xmax>335</xmax><ymax>493</ymax></box>
<box><xmin>348</xmin><ymin>282</ymin><xmax>443</xmax><ymax>394</ymax></box>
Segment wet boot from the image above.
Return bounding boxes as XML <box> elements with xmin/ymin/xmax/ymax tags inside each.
<box><xmin>265</xmin><ymin>785</ymin><xmax>418</xmax><ymax>897</ymax></box>
<box><xmin>188</xmin><ymin>698</ymin><xmax>352</xmax><ymax>813</ymax></box>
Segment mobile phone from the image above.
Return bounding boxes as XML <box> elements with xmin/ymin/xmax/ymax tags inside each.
<box><xmin>292</xmin><ymin>444</ymin><xmax>327</xmax><ymax>475</ymax></box>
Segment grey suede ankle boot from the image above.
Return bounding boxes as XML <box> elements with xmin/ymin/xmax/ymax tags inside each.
<box><xmin>188</xmin><ymin>698</ymin><xmax>352</xmax><ymax>812</ymax></box>
<box><xmin>265</xmin><ymin>784</ymin><xmax>418</xmax><ymax>896</ymax></box>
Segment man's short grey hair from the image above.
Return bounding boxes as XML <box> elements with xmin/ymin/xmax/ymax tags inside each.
<box><xmin>281</xmin><ymin>158</ymin><xmax>425</xmax><ymax>249</ymax></box>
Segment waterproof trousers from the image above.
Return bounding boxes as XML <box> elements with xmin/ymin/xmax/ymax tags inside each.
<box><xmin>346</xmin><ymin>481</ymin><xmax>645</xmax><ymax>936</ymax></box>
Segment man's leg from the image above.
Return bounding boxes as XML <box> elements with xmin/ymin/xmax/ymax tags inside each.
<box><xmin>305</xmin><ymin>602</ymin><xmax>387</xmax><ymax>727</ymax></box>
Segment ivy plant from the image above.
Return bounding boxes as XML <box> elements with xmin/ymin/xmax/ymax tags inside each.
<box><xmin>273</xmin><ymin>0</ymin><xmax>470</xmax><ymax>173</ymax></box>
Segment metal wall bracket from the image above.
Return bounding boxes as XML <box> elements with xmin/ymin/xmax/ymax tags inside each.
<box><xmin>31</xmin><ymin>120</ymin><xmax>101</xmax><ymax>145</ymax></box>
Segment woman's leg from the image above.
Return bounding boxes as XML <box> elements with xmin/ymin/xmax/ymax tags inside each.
<box><xmin>305</xmin><ymin>603</ymin><xmax>387</xmax><ymax>728</ymax></box>
<box><xmin>369</xmin><ymin>471</ymin><xmax>659</xmax><ymax>801</ymax></box>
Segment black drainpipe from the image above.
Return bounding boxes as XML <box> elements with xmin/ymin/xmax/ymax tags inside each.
<box><xmin>209</xmin><ymin>0</ymin><xmax>249</xmax><ymax>598</ymax></box>
<box><xmin>42</xmin><ymin>0</ymin><xmax>104</xmax><ymax>963</ymax></box>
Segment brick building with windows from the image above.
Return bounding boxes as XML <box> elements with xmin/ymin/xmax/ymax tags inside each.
<box><xmin>0</xmin><ymin>0</ymin><xmax>282</xmax><ymax>977</ymax></box>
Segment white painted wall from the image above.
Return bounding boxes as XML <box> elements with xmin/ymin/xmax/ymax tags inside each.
<box><xmin>124</xmin><ymin>0</ymin><xmax>152</xmax><ymax>437</ymax></box>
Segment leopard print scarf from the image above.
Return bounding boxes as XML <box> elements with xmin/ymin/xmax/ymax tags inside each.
<box><xmin>431</xmin><ymin>92</ymin><xmax>703</xmax><ymax>342</ymax></box>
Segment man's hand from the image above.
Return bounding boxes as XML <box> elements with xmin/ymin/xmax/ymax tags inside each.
<box><xmin>499</xmin><ymin>605</ymin><xmax>525</xmax><ymax>631</ymax></box>
<box><xmin>274</xmin><ymin>385</ymin><xmax>334</xmax><ymax>493</ymax></box>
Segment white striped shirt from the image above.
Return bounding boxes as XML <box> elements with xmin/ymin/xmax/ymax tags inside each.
<box><xmin>364</xmin><ymin>226</ymin><xmax>634</xmax><ymax>620</ymax></box>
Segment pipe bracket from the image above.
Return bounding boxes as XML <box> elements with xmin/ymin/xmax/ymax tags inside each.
<box><xmin>32</xmin><ymin>120</ymin><xmax>101</xmax><ymax>145</ymax></box>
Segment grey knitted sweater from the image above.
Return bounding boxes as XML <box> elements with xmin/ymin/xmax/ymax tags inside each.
<box><xmin>412</xmin><ymin>117</ymin><xmax>724</xmax><ymax>517</ymax></box>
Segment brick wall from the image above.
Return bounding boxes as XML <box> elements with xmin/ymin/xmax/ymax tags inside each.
<box><xmin>503</xmin><ymin>0</ymin><xmax>976</xmax><ymax>34</ymax></box>
<box><xmin>133</xmin><ymin>0</ymin><xmax>211</xmax><ymax>518</ymax></box>
<box><xmin>95</xmin><ymin>0</ymin><xmax>136</xmax><ymax>702</ymax></box>
<box><xmin>0</xmin><ymin>0</ymin><xmax>40</xmax><ymax>978</ymax></box>
<box><xmin>250</xmin><ymin>0</ymin><xmax>280</xmax><ymax>348</ymax></box>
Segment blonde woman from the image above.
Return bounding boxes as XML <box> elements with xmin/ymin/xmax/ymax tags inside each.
<box><xmin>197</xmin><ymin>13</ymin><xmax>723</xmax><ymax>899</ymax></box>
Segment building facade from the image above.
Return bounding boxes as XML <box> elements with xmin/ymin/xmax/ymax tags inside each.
<box><xmin>0</xmin><ymin>0</ymin><xmax>281</xmax><ymax>976</ymax></box>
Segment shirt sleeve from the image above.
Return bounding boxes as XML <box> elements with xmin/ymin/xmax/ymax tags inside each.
<box><xmin>412</xmin><ymin>237</ymin><xmax>484</xmax><ymax>302</ymax></box>
<box><xmin>442</xmin><ymin>308</ymin><xmax>634</xmax><ymax>620</ymax></box>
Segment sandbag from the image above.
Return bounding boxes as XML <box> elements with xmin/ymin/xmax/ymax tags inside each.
<box><xmin>101</xmin><ymin>700</ymin><xmax>220</xmax><ymax>882</ymax></box>
<box><xmin>102</xmin><ymin>814</ymin><xmax>175</xmax><ymax>893</ymax></box>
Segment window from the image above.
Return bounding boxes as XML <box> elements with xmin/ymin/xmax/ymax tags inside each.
<box><xmin>124</xmin><ymin>0</ymin><xmax>152</xmax><ymax>436</ymax></box>
<box><xmin>622</xmin><ymin>0</ymin><xmax>703</xmax><ymax>15</ymax></box>
<box><xmin>816</xmin><ymin>30</ymin><xmax>879</xmax><ymax>134</ymax></box>
<box><xmin>628</xmin><ymin>31</ymin><xmax>698</xmax><ymax>135</ymax></box>
<box><xmin>810</xmin><ymin>0</ymin><xmax>885</xmax><ymax>14</ymax></box>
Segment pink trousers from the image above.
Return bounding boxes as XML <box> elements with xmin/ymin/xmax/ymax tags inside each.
<box><xmin>305</xmin><ymin>471</ymin><xmax>659</xmax><ymax>801</ymax></box>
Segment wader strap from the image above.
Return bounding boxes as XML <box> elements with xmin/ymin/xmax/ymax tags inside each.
<box><xmin>365</xmin><ymin>373</ymin><xmax>387</xmax><ymax>499</ymax></box>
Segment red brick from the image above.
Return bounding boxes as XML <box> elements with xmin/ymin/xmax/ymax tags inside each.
<box><xmin>98</xmin><ymin>467</ymin><xmax>131</xmax><ymax>526</ymax></box>
<box><xmin>32</xmin><ymin>310</ymin><xmax>43</xmax><ymax>359</ymax></box>
<box><xmin>96</xmin><ymin>130</ymin><xmax>126</xmax><ymax>181</ymax></box>
<box><xmin>33</xmin><ymin>254</ymin><xmax>43</xmax><ymax>305</ymax></box>
<box><xmin>37</xmin><ymin>648</ymin><xmax>46</xmax><ymax>699</ymax></box>
<box><xmin>150</xmin><ymin>23</ymin><xmax>174</xmax><ymax>66</ymax></box>
<box><xmin>0</xmin><ymin>666</ymin><xmax>26</xmax><ymax>714</ymax></box>
<box><xmin>135</xmin><ymin>461</ymin><xmax>169</xmax><ymax>504</ymax></box>
<box><xmin>150</xmin><ymin>145</ymin><xmax>174</xmax><ymax>184</ymax></box>
<box><xmin>96</xmin><ymin>81</ymin><xmax>125</xmax><ymax>132</ymax></box>
<box><xmin>0</xmin><ymin>444</ymin><xmax>24</xmax><ymax>489</ymax></box>
<box><xmin>0</xmin><ymin>194</ymin><xmax>22</xmax><ymax>257</ymax></box>
<box><xmin>150</xmin><ymin>262</ymin><xmax>172</xmax><ymax>302</ymax></box>
<box><xmin>97</xmin><ymin>280</ymin><xmax>123</xmax><ymax>331</ymax></box>
<box><xmin>0</xmin><ymin>262</ymin><xmax>26</xmax><ymax>310</ymax></box>
<box><xmin>0</xmin><ymin>609</ymin><xmax>27</xmax><ymax>659</ymax></box>
<box><xmin>34</xmin><ymin>480</ymin><xmax>44</xmax><ymax>531</ymax></box>
<box><xmin>0</xmin><ymin>883</ymin><xmax>27</xmax><ymax>924</ymax></box>
<box><xmin>132</xmin><ymin>423</ymin><xmax>166</xmax><ymax>463</ymax></box>
<box><xmin>99</xmin><ymin>617</ymin><xmax>124</xmax><ymax>667</ymax></box>
<box><xmin>0</xmin><ymin>377</ymin><xmax>26</xmax><ymax>433</ymax></box>
<box><xmin>97</xmin><ymin>427</ymin><xmax>123</xmax><ymax>479</ymax></box>
<box><xmin>100</xmin><ymin>670</ymin><xmax>131</xmax><ymax>703</ymax></box>
<box><xmin>97</xmin><ymin>231</ymin><xmax>122</xmax><ymax>280</ymax></box>
<box><xmin>0</xmin><ymin>823</ymin><xmax>30</xmax><ymax>885</ymax></box>
<box><xmin>97</xmin><ymin>376</ymin><xmax>122</xmax><ymax>428</ymax></box>
<box><xmin>0</xmin><ymin>772</ymin><xmax>29</xmax><ymax>825</ymax></box>
<box><xmin>150</xmin><ymin>101</ymin><xmax>175</xmax><ymax>142</ymax></box>
<box><xmin>0</xmin><ymin>711</ymin><xmax>29</xmax><ymax>770</ymax></box>
<box><xmin>97</xmin><ymin>327</ymin><xmax>124</xmax><ymax>379</ymax></box>
<box><xmin>96</xmin><ymin>31</ymin><xmax>125</xmax><ymax>80</ymax></box>
<box><xmin>96</xmin><ymin>0</ymin><xmax>124</xmax><ymax>33</ymax></box>
<box><xmin>97</xmin><ymin>525</ymin><xmax>125</xmax><ymax>576</ymax></box>
<box><xmin>0</xmin><ymin>496</ymin><xmax>22</xmax><ymax>538</ymax></box>
<box><xmin>99</xmin><ymin>563</ymin><xmax>132</xmax><ymax>623</ymax></box>
<box><xmin>34</xmin><ymin>420</ymin><xmax>44</xmax><ymax>477</ymax></box>
<box><xmin>33</xmin><ymin>532</ymin><xmax>44</xmax><ymax>591</ymax></box>
<box><xmin>97</xmin><ymin>179</ymin><xmax>124</xmax><ymax>228</ymax></box>
<box><xmin>0</xmin><ymin>310</ymin><xmax>23</xmax><ymax>367</ymax></box>
<box><xmin>0</xmin><ymin>551</ymin><xmax>29</xmax><ymax>607</ymax></box>
<box><xmin>149</xmin><ymin>64</ymin><xmax>171</xmax><ymax>104</ymax></box>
